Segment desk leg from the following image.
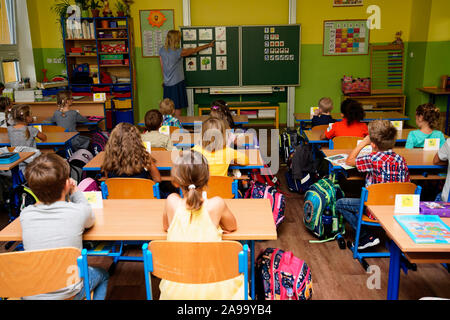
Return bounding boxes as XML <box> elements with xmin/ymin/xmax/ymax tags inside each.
<box><xmin>387</xmin><ymin>240</ymin><xmax>401</xmax><ymax>300</ymax></box>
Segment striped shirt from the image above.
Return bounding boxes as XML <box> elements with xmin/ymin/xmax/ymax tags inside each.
<box><xmin>163</xmin><ymin>114</ymin><xmax>183</xmax><ymax>129</ymax></box>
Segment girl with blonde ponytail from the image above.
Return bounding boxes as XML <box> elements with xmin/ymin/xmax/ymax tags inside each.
<box><xmin>160</xmin><ymin>150</ymin><xmax>246</xmax><ymax>300</ymax></box>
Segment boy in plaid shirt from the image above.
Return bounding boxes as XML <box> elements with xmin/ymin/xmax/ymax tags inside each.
<box><xmin>336</xmin><ymin>120</ymin><xmax>410</xmax><ymax>250</ymax></box>
<box><xmin>160</xmin><ymin>98</ymin><xmax>183</xmax><ymax>129</ymax></box>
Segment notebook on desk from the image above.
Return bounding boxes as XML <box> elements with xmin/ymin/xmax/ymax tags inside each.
<box><xmin>0</xmin><ymin>152</ymin><xmax>20</xmax><ymax>164</ymax></box>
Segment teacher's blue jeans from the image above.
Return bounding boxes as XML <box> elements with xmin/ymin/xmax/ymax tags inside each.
<box><xmin>336</xmin><ymin>198</ymin><xmax>369</xmax><ymax>239</ymax></box>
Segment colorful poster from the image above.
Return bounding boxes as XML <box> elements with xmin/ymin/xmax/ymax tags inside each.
<box><xmin>140</xmin><ymin>10</ymin><xmax>174</xmax><ymax>58</ymax></box>
<box><xmin>323</xmin><ymin>20</ymin><xmax>369</xmax><ymax>56</ymax></box>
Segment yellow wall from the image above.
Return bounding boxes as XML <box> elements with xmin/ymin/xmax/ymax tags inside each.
<box><xmin>427</xmin><ymin>0</ymin><xmax>450</xmax><ymax>42</ymax></box>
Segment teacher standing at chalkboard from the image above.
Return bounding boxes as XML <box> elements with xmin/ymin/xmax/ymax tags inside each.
<box><xmin>159</xmin><ymin>30</ymin><xmax>215</xmax><ymax>117</ymax></box>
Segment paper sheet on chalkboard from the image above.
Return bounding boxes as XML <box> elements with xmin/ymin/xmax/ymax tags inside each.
<box><xmin>216</xmin><ymin>56</ymin><xmax>227</xmax><ymax>71</ymax></box>
<box><xmin>200</xmin><ymin>56</ymin><xmax>212</xmax><ymax>71</ymax></box>
<box><xmin>183</xmin><ymin>29</ymin><xmax>197</xmax><ymax>41</ymax></box>
<box><xmin>215</xmin><ymin>27</ymin><xmax>226</xmax><ymax>41</ymax></box>
<box><xmin>199</xmin><ymin>43</ymin><xmax>212</xmax><ymax>55</ymax></box>
<box><xmin>216</xmin><ymin>41</ymin><xmax>227</xmax><ymax>55</ymax></box>
<box><xmin>199</xmin><ymin>29</ymin><xmax>213</xmax><ymax>41</ymax></box>
<box><xmin>186</xmin><ymin>57</ymin><xmax>197</xmax><ymax>71</ymax></box>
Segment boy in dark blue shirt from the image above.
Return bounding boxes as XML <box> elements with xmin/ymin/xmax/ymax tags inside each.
<box><xmin>311</xmin><ymin>97</ymin><xmax>336</xmax><ymax>127</ymax></box>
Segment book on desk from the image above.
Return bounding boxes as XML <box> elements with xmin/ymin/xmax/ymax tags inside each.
<box><xmin>0</xmin><ymin>152</ymin><xmax>20</xmax><ymax>164</ymax></box>
<box><xmin>394</xmin><ymin>215</ymin><xmax>450</xmax><ymax>244</ymax></box>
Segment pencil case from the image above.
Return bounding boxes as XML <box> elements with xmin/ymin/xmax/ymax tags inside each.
<box><xmin>419</xmin><ymin>202</ymin><xmax>450</xmax><ymax>218</ymax></box>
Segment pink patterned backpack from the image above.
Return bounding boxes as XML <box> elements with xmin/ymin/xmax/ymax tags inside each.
<box><xmin>78</xmin><ymin>178</ymin><xmax>99</xmax><ymax>192</ymax></box>
<box><xmin>256</xmin><ymin>248</ymin><xmax>313</xmax><ymax>300</ymax></box>
<box><xmin>245</xmin><ymin>181</ymin><xmax>285</xmax><ymax>228</ymax></box>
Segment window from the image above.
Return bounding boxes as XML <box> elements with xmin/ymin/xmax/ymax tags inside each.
<box><xmin>0</xmin><ymin>0</ymin><xmax>20</xmax><ymax>83</ymax></box>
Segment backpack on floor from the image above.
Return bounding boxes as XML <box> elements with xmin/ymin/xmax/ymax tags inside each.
<box><xmin>89</xmin><ymin>131</ymin><xmax>110</xmax><ymax>156</ymax></box>
<box><xmin>256</xmin><ymin>248</ymin><xmax>313</xmax><ymax>300</ymax></box>
<box><xmin>68</xmin><ymin>149</ymin><xmax>94</xmax><ymax>184</ymax></box>
<box><xmin>249</xmin><ymin>164</ymin><xmax>281</xmax><ymax>190</ymax></box>
<box><xmin>303</xmin><ymin>175</ymin><xmax>345</xmax><ymax>241</ymax></box>
<box><xmin>279</xmin><ymin>128</ymin><xmax>305</xmax><ymax>164</ymax></box>
<box><xmin>245</xmin><ymin>181</ymin><xmax>285</xmax><ymax>228</ymax></box>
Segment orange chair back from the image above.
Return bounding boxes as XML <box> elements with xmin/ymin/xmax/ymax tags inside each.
<box><xmin>105</xmin><ymin>178</ymin><xmax>156</xmax><ymax>199</ymax></box>
<box><xmin>207</xmin><ymin>176</ymin><xmax>235</xmax><ymax>199</ymax></box>
<box><xmin>0</xmin><ymin>247</ymin><xmax>81</xmax><ymax>298</ymax></box>
<box><xmin>0</xmin><ymin>127</ymin><xmax>7</xmax><ymax>133</ymax></box>
<box><xmin>148</xmin><ymin>241</ymin><xmax>243</xmax><ymax>284</ymax></box>
<box><xmin>332</xmin><ymin>136</ymin><xmax>361</xmax><ymax>149</ymax></box>
<box><xmin>365</xmin><ymin>182</ymin><xmax>418</xmax><ymax>206</ymax></box>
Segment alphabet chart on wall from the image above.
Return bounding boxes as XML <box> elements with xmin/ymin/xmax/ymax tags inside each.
<box><xmin>323</xmin><ymin>20</ymin><xmax>370</xmax><ymax>56</ymax></box>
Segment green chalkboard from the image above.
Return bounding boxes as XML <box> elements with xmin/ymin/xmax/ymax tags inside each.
<box><xmin>242</xmin><ymin>25</ymin><xmax>301</xmax><ymax>86</ymax></box>
<box><xmin>180</xmin><ymin>26</ymin><xmax>240</xmax><ymax>87</ymax></box>
<box><xmin>180</xmin><ymin>25</ymin><xmax>301</xmax><ymax>87</ymax></box>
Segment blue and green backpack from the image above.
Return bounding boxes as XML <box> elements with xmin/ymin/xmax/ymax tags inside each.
<box><xmin>303</xmin><ymin>175</ymin><xmax>345</xmax><ymax>242</ymax></box>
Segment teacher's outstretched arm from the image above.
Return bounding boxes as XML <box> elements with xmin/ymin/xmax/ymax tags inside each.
<box><xmin>181</xmin><ymin>41</ymin><xmax>215</xmax><ymax>57</ymax></box>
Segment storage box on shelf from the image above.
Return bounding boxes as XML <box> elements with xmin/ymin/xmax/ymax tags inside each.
<box><xmin>62</xmin><ymin>16</ymin><xmax>136</xmax><ymax>129</ymax></box>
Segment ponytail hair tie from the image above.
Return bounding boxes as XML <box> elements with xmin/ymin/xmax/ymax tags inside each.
<box><xmin>211</xmin><ymin>106</ymin><xmax>220</xmax><ymax>110</ymax></box>
<box><xmin>188</xmin><ymin>184</ymin><xmax>196</xmax><ymax>190</ymax></box>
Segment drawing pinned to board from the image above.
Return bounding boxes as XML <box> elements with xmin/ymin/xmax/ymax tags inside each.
<box><xmin>216</xmin><ymin>56</ymin><xmax>227</xmax><ymax>71</ymax></box>
<box><xmin>200</xmin><ymin>56</ymin><xmax>212</xmax><ymax>71</ymax></box>
<box><xmin>183</xmin><ymin>43</ymin><xmax>196</xmax><ymax>49</ymax></box>
<box><xmin>186</xmin><ymin>57</ymin><xmax>197</xmax><ymax>71</ymax></box>
<box><xmin>183</xmin><ymin>29</ymin><xmax>197</xmax><ymax>41</ymax></box>
<box><xmin>215</xmin><ymin>27</ymin><xmax>226</xmax><ymax>41</ymax></box>
<box><xmin>216</xmin><ymin>41</ymin><xmax>227</xmax><ymax>55</ymax></box>
<box><xmin>198</xmin><ymin>43</ymin><xmax>213</xmax><ymax>55</ymax></box>
<box><xmin>199</xmin><ymin>28</ymin><xmax>213</xmax><ymax>41</ymax></box>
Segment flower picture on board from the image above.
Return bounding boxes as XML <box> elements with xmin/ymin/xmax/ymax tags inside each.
<box><xmin>333</xmin><ymin>0</ymin><xmax>363</xmax><ymax>7</ymax></box>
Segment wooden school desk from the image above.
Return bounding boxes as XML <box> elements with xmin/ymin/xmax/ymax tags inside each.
<box><xmin>138</xmin><ymin>115</ymin><xmax>249</xmax><ymax>127</ymax></box>
<box><xmin>366</xmin><ymin>205</ymin><xmax>450</xmax><ymax>300</ymax></box>
<box><xmin>0</xmin><ymin>132</ymin><xmax>79</xmax><ymax>158</ymax></box>
<box><xmin>82</xmin><ymin>149</ymin><xmax>265</xmax><ymax>172</ymax></box>
<box><xmin>295</xmin><ymin>112</ymin><xmax>409</xmax><ymax>133</ymax></box>
<box><xmin>0</xmin><ymin>198</ymin><xmax>277</xmax><ymax>299</ymax></box>
<box><xmin>418</xmin><ymin>88</ymin><xmax>450</xmax><ymax>135</ymax></box>
<box><xmin>305</xmin><ymin>129</ymin><xmax>449</xmax><ymax>145</ymax></box>
<box><xmin>15</xmin><ymin>96</ymin><xmax>107</xmax><ymax>130</ymax></box>
<box><xmin>322</xmin><ymin>148</ymin><xmax>447</xmax><ymax>181</ymax></box>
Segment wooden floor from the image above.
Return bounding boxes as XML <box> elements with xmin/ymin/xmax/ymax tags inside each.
<box><xmin>1</xmin><ymin>167</ymin><xmax>449</xmax><ymax>300</ymax></box>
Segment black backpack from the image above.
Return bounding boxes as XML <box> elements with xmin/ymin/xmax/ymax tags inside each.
<box><xmin>286</xmin><ymin>144</ymin><xmax>319</xmax><ymax>194</ymax></box>
<box><xmin>279</xmin><ymin>128</ymin><xmax>305</xmax><ymax>164</ymax></box>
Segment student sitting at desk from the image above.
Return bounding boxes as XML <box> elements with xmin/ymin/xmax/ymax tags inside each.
<box><xmin>336</xmin><ymin>120</ymin><xmax>410</xmax><ymax>250</ymax></box>
<box><xmin>406</xmin><ymin>103</ymin><xmax>445</xmax><ymax>149</ymax></box>
<box><xmin>161</xmin><ymin>150</ymin><xmax>246</xmax><ymax>300</ymax></box>
<box><xmin>142</xmin><ymin>109</ymin><xmax>176</xmax><ymax>151</ymax></box>
<box><xmin>20</xmin><ymin>153</ymin><xmax>108</xmax><ymax>300</ymax></box>
<box><xmin>101</xmin><ymin>122</ymin><xmax>161</xmax><ymax>182</ymax></box>
<box><xmin>0</xmin><ymin>96</ymin><xmax>12</xmax><ymax>128</ymax></box>
<box><xmin>320</xmin><ymin>99</ymin><xmax>368</xmax><ymax>140</ymax></box>
<box><xmin>50</xmin><ymin>90</ymin><xmax>90</xmax><ymax>150</ymax></box>
<box><xmin>192</xmin><ymin>117</ymin><xmax>249</xmax><ymax>177</ymax></box>
<box><xmin>312</xmin><ymin>97</ymin><xmax>336</xmax><ymax>128</ymax></box>
<box><xmin>8</xmin><ymin>104</ymin><xmax>47</xmax><ymax>148</ymax></box>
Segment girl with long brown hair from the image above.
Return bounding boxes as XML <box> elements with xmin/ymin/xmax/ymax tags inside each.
<box><xmin>161</xmin><ymin>150</ymin><xmax>243</xmax><ymax>300</ymax></box>
<box><xmin>101</xmin><ymin>122</ymin><xmax>161</xmax><ymax>182</ymax></box>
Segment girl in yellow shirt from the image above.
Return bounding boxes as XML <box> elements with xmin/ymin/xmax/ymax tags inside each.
<box><xmin>161</xmin><ymin>150</ymin><xmax>247</xmax><ymax>299</ymax></box>
<box><xmin>192</xmin><ymin>117</ymin><xmax>249</xmax><ymax>176</ymax></box>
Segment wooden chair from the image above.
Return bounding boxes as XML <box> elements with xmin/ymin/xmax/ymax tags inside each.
<box><xmin>142</xmin><ymin>241</ymin><xmax>249</xmax><ymax>300</ymax></box>
<box><xmin>101</xmin><ymin>178</ymin><xmax>161</xmax><ymax>199</ymax></box>
<box><xmin>350</xmin><ymin>182</ymin><xmax>422</xmax><ymax>270</ymax></box>
<box><xmin>0</xmin><ymin>247</ymin><xmax>91</xmax><ymax>300</ymax></box>
<box><xmin>0</xmin><ymin>127</ymin><xmax>7</xmax><ymax>133</ymax></box>
<box><xmin>41</xmin><ymin>125</ymin><xmax>66</xmax><ymax>133</ymax></box>
<box><xmin>311</xmin><ymin>124</ymin><xmax>329</xmax><ymax>132</ymax></box>
<box><xmin>207</xmin><ymin>176</ymin><xmax>239</xmax><ymax>199</ymax></box>
<box><xmin>329</xmin><ymin>136</ymin><xmax>360</xmax><ymax>149</ymax></box>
